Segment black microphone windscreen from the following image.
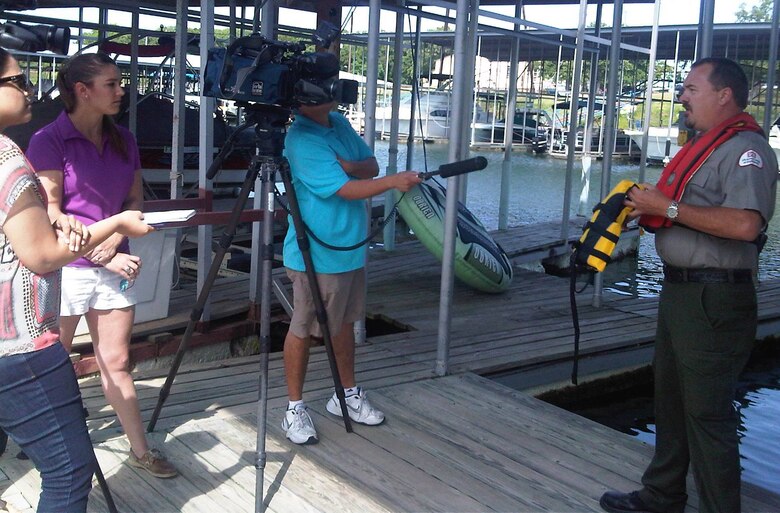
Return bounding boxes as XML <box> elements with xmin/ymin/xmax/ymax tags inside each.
<box><xmin>437</xmin><ymin>156</ymin><xmax>488</xmax><ymax>178</ymax></box>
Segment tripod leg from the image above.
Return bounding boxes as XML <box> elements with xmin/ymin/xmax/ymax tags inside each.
<box><xmin>93</xmin><ymin>456</ymin><xmax>119</xmax><ymax>513</ymax></box>
<box><xmin>255</xmin><ymin>161</ymin><xmax>275</xmax><ymax>513</ymax></box>
<box><xmin>278</xmin><ymin>159</ymin><xmax>353</xmax><ymax>433</ymax></box>
<box><xmin>147</xmin><ymin>162</ymin><xmax>262</xmax><ymax>432</ymax></box>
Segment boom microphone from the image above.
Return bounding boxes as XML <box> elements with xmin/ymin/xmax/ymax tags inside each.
<box><xmin>418</xmin><ymin>156</ymin><xmax>488</xmax><ymax>180</ymax></box>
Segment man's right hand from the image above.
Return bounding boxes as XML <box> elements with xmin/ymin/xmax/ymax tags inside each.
<box><xmin>392</xmin><ymin>171</ymin><xmax>423</xmax><ymax>192</ymax></box>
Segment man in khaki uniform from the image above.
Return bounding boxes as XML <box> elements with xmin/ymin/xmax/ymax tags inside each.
<box><xmin>599</xmin><ymin>58</ymin><xmax>778</xmax><ymax>513</ymax></box>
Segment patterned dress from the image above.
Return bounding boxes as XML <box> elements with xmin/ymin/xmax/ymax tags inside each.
<box><xmin>0</xmin><ymin>134</ymin><xmax>60</xmax><ymax>357</ymax></box>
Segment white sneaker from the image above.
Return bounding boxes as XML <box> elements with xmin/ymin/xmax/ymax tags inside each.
<box><xmin>282</xmin><ymin>405</ymin><xmax>318</xmax><ymax>445</ymax></box>
<box><xmin>326</xmin><ymin>388</ymin><xmax>385</xmax><ymax>426</ymax></box>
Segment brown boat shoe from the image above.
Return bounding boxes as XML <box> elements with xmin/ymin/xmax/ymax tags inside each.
<box><xmin>128</xmin><ymin>448</ymin><xmax>178</xmax><ymax>478</ymax></box>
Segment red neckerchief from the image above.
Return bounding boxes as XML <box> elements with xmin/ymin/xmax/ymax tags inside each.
<box><xmin>639</xmin><ymin>111</ymin><xmax>764</xmax><ymax>231</ymax></box>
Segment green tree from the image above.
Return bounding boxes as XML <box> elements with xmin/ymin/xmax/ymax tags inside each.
<box><xmin>339</xmin><ymin>24</ymin><xmax>452</xmax><ymax>87</ymax></box>
<box><xmin>735</xmin><ymin>0</ymin><xmax>774</xmax><ymax>22</ymax></box>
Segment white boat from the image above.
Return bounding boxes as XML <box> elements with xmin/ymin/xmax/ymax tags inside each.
<box><xmin>769</xmin><ymin>123</ymin><xmax>780</xmax><ymax>162</ymax></box>
<box><xmin>375</xmin><ymin>90</ymin><xmax>490</xmax><ymax>140</ymax></box>
<box><xmin>472</xmin><ymin>108</ymin><xmax>553</xmax><ymax>145</ymax></box>
<box><xmin>628</xmin><ymin>121</ymin><xmax>780</xmax><ymax>165</ymax></box>
<box><xmin>624</xmin><ymin>126</ymin><xmax>681</xmax><ymax>165</ymax></box>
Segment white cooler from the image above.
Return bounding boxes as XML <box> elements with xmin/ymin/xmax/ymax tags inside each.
<box><xmin>74</xmin><ymin>229</ymin><xmax>178</xmax><ymax>336</ymax></box>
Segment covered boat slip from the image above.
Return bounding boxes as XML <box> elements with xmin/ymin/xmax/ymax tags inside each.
<box><xmin>4</xmin><ymin>229</ymin><xmax>780</xmax><ymax>511</ymax></box>
<box><xmin>3</xmin><ymin>3</ymin><xmax>780</xmax><ymax>513</ymax></box>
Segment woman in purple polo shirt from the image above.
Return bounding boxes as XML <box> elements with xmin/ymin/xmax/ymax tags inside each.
<box><xmin>27</xmin><ymin>53</ymin><xmax>177</xmax><ymax>479</ymax></box>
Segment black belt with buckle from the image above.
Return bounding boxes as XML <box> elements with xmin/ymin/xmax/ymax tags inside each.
<box><xmin>663</xmin><ymin>265</ymin><xmax>753</xmax><ymax>284</ymax></box>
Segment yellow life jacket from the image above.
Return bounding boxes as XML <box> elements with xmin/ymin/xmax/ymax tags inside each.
<box><xmin>573</xmin><ymin>179</ymin><xmax>637</xmax><ymax>272</ymax></box>
<box><xmin>569</xmin><ymin>179</ymin><xmax>637</xmax><ymax>385</ymax></box>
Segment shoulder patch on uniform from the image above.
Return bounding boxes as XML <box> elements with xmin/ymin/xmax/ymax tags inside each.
<box><xmin>738</xmin><ymin>149</ymin><xmax>764</xmax><ymax>168</ymax></box>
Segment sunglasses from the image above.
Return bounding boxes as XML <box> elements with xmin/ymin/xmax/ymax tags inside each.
<box><xmin>0</xmin><ymin>73</ymin><xmax>34</xmax><ymax>93</ymax></box>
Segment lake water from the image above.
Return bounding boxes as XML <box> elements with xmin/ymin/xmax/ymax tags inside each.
<box><xmin>372</xmin><ymin>140</ymin><xmax>780</xmax><ymax>495</ymax></box>
<box><xmin>564</xmin><ymin>350</ymin><xmax>780</xmax><ymax>494</ymax></box>
<box><xmin>373</xmin><ymin>140</ymin><xmax>780</xmax><ymax>294</ymax></box>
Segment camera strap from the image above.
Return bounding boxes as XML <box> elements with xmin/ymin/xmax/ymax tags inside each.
<box><xmin>274</xmin><ymin>183</ymin><xmax>404</xmax><ymax>252</ymax></box>
<box><xmin>221</xmin><ymin>36</ymin><xmax>271</xmax><ymax>100</ymax></box>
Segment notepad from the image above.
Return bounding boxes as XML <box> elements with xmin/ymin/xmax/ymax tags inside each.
<box><xmin>142</xmin><ymin>209</ymin><xmax>196</xmax><ymax>226</ymax></box>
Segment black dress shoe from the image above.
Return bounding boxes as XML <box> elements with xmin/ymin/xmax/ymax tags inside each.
<box><xmin>599</xmin><ymin>490</ymin><xmax>655</xmax><ymax>513</ymax></box>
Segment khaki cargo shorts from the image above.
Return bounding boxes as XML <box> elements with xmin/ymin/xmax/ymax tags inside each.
<box><xmin>286</xmin><ymin>268</ymin><xmax>366</xmax><ymax>339</ymax></box>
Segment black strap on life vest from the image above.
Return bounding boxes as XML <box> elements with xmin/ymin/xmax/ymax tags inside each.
<box><xmin>569</xmin><ymin>253</ymin><xmax>587</xmax><ymax>385</ymax></box>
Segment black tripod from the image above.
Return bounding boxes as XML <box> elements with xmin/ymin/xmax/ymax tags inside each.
<box><xmin>146</xmin><ymin>104</ymin><xmax>352</xmax><ymax>513</ymax></box>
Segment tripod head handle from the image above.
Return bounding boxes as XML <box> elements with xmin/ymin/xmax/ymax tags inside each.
<box><xmin>206</xmin><ymin>120</ymin><xmax>255</xmax><ymax>180</ymax></box>
<box><xmin>206</xmin><ymin>150</ymin><xmax>227</xmax><ymax>181</ymax></box>
<box><xmin>418</xmin><ymin>156</ymin><xmax>488</xmax><ymax>181</ymax></box>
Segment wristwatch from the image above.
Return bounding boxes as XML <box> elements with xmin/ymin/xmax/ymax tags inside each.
<box><xmin>666</xmin><ymin>200</ymin><xmax>679</xmax><ymax>220</ymax></box>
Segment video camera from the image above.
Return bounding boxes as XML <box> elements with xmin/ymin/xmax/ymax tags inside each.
<box><xmin>0</xmin><ymin>1</ymin><xmax>70</xmax><ymax>54</ymax></box>
<box><xmin>203</xmin><ymin>21</ymin><xmax>358</xmax><ymax>108</ymax></box>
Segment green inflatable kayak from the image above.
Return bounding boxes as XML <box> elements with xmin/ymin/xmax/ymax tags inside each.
<box><xmin>396</xmin><ymin>181</ymin><xmax>513</xmax><ymax>293</ymax></box>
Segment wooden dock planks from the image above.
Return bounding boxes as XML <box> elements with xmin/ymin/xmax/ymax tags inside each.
<box><xmin>4</xmin><ymin>221</ymin><xmax>780</xmax><ymax>511</ymax></box>
<box><xmin>6</xmin><ymin>373</ymin><xmax>780</xmax><ymax>512</ymax></box>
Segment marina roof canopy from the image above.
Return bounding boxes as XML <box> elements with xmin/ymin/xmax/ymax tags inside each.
<box><xmin>389</xmin><ymin>22</ymin><xmax>780</xmax><ymax>62</ymax></box>
<box><xmin>26</xmin><ymin>0</ymin><xmax>656</xmax><ymax>8</ymax></box>
<box><xmin>20</xmin><ymin>1</ymin><xmax>765</xmax><ymax>66</ymax></box>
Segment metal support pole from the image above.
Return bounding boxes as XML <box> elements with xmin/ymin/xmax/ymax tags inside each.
<box><xmin>364</xmin><ymin>1</ymin><xmax>380</xmax><ymax>149</ymax></box>
<box><xmin>129</xmin><ymin>9</ymin><xmax>139</xmax><ymax>136</ymax></box>
<box><xmin>561</xmin><ymin>0</ymin><xmax>588</xmax><ymax>241</ymax></box>
<box><xmin>698</xmin><ymin>0</ymin><xmax>715</xmax><ymax>60</ymax></box>
<box><xmin>170</xmin><ymin>0</ymin><xmax>188</xmax><ymax>200</ymax></box>
<box><xmin>577</xmin><ymin>1</ymin><xmax>603</xmax><ymax>217</ymax></box>
<box><xmin>592</xmin><ymin>0</ymin><xmax>624</xmax><ymax>308</ymax></box>
<box><xmin>435</xmin><ymin>0</ymin><xmax>470</xmax><ymax>377</ymax></box>
<box><xmin>353</xmin><ymin>0</ymin><xmax>382</xmax><ymax>347</ymax></box>
<box><xmin>499</xmin><ymin>4</ymin><xmax>521</xmax><ymax>231</ymax></box>
<box><xmin>637</xmin><ymin>0</ymin><xmax>661</xmax><ymax>184</ymax></box>
<box><xmin>384</xmin><ymin>5</ymin><xmax>406</xmax><ymax>250</ymax></box>
<box><xmin>577</xmin><ymin>1</ymin><xmax>611</xmax><ymax>216</ymax></box>
<box><xmin>198</xmin><ymin>0</ymin><xmax>215</xmax><ymax>323</ymax></box>
<box><xmin>405</xmin><ymin>11</ymin><xmax>423</xmax><ymax>170</ymax></box>
<box><xmin>457</xmin><ymin>0</ymin><xmax>479</xmax><ymax>204</ymax></box>
<box><xmin>663</xmin><ymin>31</ymin><xmax>681</xmax><ymax>165</ymax></box>
<box><xmin>229</xmin><ymin>0</ymin><xmax>237</xmax><ymax>42</ymax></box>
<box><xmin>77</xmin><ymin>7</ymin><xmax>84</xmax><ymax>50</ymax></box>
<box><xmin>551</xmin><ymin>36</ymin><xmax>564</xmax><ymax>152</ymax></box>
<box><xmin>762</xmin><ymin>0</ymin><xmax>780</xmax><ymax>133</ymax></box>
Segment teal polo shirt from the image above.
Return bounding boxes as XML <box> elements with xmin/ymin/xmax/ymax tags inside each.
<box><xmin>282</xmin><ymin>111</ymin><xmax>374</xmax><ymax>273</ymax></box>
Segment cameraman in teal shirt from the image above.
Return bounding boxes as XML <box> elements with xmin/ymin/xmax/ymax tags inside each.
<box><xmin>281</xmin><ymin>100</ymin><xmax>421</xmax><ymax>445</ymax></box>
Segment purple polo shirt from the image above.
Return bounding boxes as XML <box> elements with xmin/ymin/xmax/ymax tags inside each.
<box><xmin>26</xmin><ymin>111</ymin><xmax>141</xmax><ymax>267</ymax></box>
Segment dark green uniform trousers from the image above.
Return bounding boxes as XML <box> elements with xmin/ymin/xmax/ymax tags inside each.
<box><xmin>638</xmin><ymin>280</ymin><xmax>756</xmax><ymax>513</ymax></box>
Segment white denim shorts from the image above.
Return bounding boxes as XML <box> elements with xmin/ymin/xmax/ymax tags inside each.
<box><xmin>60</xmin><ymin>266</ymin><xmax>137</xmax><ymax>315</ymax></box>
